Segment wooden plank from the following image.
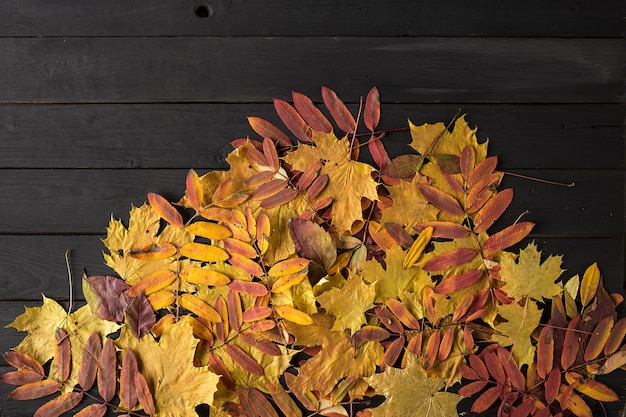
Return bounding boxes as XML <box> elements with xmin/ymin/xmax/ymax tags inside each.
<box><xmin>0</xmin><ymin>169</ymin><xmax>621</xmax><ymax>235</ymax></box>
<box><xmin>0</xmin><ymin>236</ymin><xmax>621</xmax><ymax>303</ymax></box>
<box><xmin>0</xmin><ymin>103</ymin><xmax>622</xmax><ymax>169</ymax></box>
<box><xmin>0</xmin><ymin>37</ymin><xmax>623</xmax><ymax>104</ymax></box>
<box><xmin>0</xmin><ymin>0</ymin><xmax>622</xmax><ymax>38</ymax></box>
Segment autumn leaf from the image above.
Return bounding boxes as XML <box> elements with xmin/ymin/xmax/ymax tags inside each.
<box><xmin>115</xmin><ymin>321</ymin><xmax>220</xmax><ymax>417</ymax></box>
<box><xmin>499</xmin><ymin>242</ymin><xmax>564</xmax><ymax>302</ymax></box>
<box><xmin>379</xmin><ymin>175</ymin><xmax>439</xmax><ymax>229</ymax></box>
<box><xmin>490</xmin><ymin>301</ymin><xmax>542</xmax><ymax>368</ymax></box>
<box><xmin>283</xmin><ymin>131</ymin><xmax>378</xmax><ymax>233</ymax></box>
<box><xmin>367</xmin><ymin>352</ymin><xmax>461</xmax><ymax>417</ymax></box>
<box><xmin>316</xmin><ymin>271</ymin><xmax>376</xmax><ymax>333</ymax></box>
<box><xmin>6</xmin><ymin>296</ymin><xmax>119</xmax><ymax>393</ymax></box>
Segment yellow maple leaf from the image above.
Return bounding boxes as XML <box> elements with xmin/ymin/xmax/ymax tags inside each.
<box><xmin>6</xmin><ymin>296</ymin><xmax>120</xmax><ymax>393</ymax></box>
<box><xmin>115</xmin><ymin>321</ymin><xmax>220</xmax><ymax>417</ymax></box>
<box><xmin>285</xmin><ymin>313</ymin><xmax>383</xmax><ymax>397</ymax></box>
<box><xmin>380</xmin><ymin>175</ymin><xmax>438</xmax><ymax>229</ymax></box>
<box><xmin>500</xmin><ymin>242</ymin><xmax>564</xmax><ymax>302</ymax></box>
<box><xmin>367</xmin><ymin>352</ymin><xmax>461</xmax><ymax>417</ymax></box>
<box><xmin>316</xmin><ymin>270</ymin><xmax>376</xmax><ymax>333</ymax></box>
<box><xmin>490</xmin><ymin>300</ymin><xmax>542</xmax><ymax>368</ymax></box>
<box><xmin>283</xmin><ymin>131</ymin><xmax>379</xmax><ymax>233</ymax></box>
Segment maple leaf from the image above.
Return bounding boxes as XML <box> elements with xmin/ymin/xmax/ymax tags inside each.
<box><xmin>283</xmin><ymin>131</ymin><xmax>379</xmax><ymax>233</ymax></box>
<box><xmin>361</xmin><ymin>245</ymin><xmax>433</xmax><ymax>305</ymax></box>
<box><xmin>380</xmin><ymin>175</ymin><xmax>438</xmax><ymax>229</ymax></box>
<box><xmin>368</xmin><ymin>352</ymin><xmax>461</xmax><ymax>417</ymax></box>
<box><xmin>500</xmin><ymin>242</ymin><xmax>564</xmax><ymax>302</ymax></box>
<box><xmin>285</xmin><ymin>313</ymin><xmax>383</xmax><ymax>397</ymax></box>
<box><xmin>6</xmin><ymin>296</ymin><xmax>120</xmax><ymax>392</ymax></box>
<box><xmin>409</xmin><ymin>115</ymin><xmax>488</xmax><ymax>164</ymax></box>
<box><xmin>490</xmin><ymin>300</ymin><xmax>542</xmax><ymax>368</ymax></box>
<box><xmin>115</xmin><ymin>321</ymin><xmax>220</xmax><ymax>417</ymax></box>
<box><xmin>316</xmin><ymin>271</ymin><xmax>376</xmax><ymax>333</ymax></box>
<box><xmin>103</xmin><ymin>204</ymin><xmax>192</xmax><ymax>284</ymax></box>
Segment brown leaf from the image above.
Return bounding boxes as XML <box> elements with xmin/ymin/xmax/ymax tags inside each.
<box><xmin>470</xmin><ymin>386</ymin><xmax>500</xmax><ymax>413</ymax></box>
<box><xmin>417</xmin><ymin>183</ymin><xmax>464</xmax><ymax>216</ymax></box>
<box><xmin>0</xmin><ymin>370</ymin><xmax>44</xmax><ymax>385</ymax></box>
<box><xmin>468</xmin><ymin>354</ymin><xmax>489</xmax><ymax>380</ymax></box>
<box><xmin>483</xmin><ymin>349</ymin><xmax>505</xmax><ymax>385</ymax></box>
<box><xmin>224</xmin><ymin>344</ymin><xmax>264</xmax><ymax>375</ymax></box>
<box><xmin>292</xmin><ymin>91</ymin><xmax>332</xmax><ymax>133</ymax></box>
<box><xmin>463</xmin><ymin>326</ymin><xmax>475</xmax><ymax>351</ymax></box>
<box><xmin>359</xmin><ymin>325</ymin><xmax>391</xmax><ymax>342</ymax></box>
<box><xmin>207</xmin><ymin>352</ymin><xmax>235</xmax><ymax>391</ymax></box>
<box><xmin>34</xmin><ymin>391</ymin><xmax>83</xmax><ymax>417</ymax></box>
<box><xmin>268</xmin><ymin>383</ymin><xmax>302</xmax><ymax>417</ymax></box>
<box><xmin>321</xmin><ymin>86</ymin><xmax>356</xmax><ymax>134</ymax></box>
<box><xmin>511</xmin><ymin>396</ymin><xmax>534</xmax><ymax>417</ymax></box>
<box><xmin>263</xmin><ymin>137</ymin><xmax>281</xmax><ymax>170</ymax></box>
<box><xmin>482</xmin><ymin>222</ymin><xmax>534</xmax><ymax>254</ymax></box>
<box><xmin>496</xmin><ymin>347</ymin><xmax>525</xmax><ymax>391</ymax></box>
<box><xmin>10</xmin><ymin>380</ymin><xmax>59</xmax><ymax>400</ymax></box>
<box><xmin>74</xmin><ymin>403</ymin><xmax>107</xmax><ymax>417</ymax></box>
<box><xmin>386</xmin><ymin>298</ymin><xmax>420</xmax><ymax>329</ymax></box>
<box><xmin>240</xmin><ymin>387</ymin><xmax>280</xmax><ymax>417</ymax></box>
<box><xmin>435</xmin><ymin>269</ymin><xmax>483</xmax><ymax>294</ymax></box>
<box><xmin>423</xmin><ymin>248</ymin><xmax>477</xmax><ymax>271</ymax></box>
<box><xmin>297</xmin><ymin>161</ymin><xmax>323</xmax><ymax>190</ymax></box>
<box><xmin>458</xmin><ymin>380</ymin><xmax>488</xmax><ymax>397</ymax></box>
<box><xmin>274</xmin><ymin>98</ymin><xmax>312</xmax><ymax>143</ymax></box>
<box><xmin>147</xmin><ymin>192</ymin><xmax>183</xmax><ymax>227</ymax></box>
<box><xmin>134</xmin><ymin>372</ymin><xmax>156</xmax><ymax>416</ymax></box>
<box><xmin>290</xmin><ymin>218</ymin><xmax>337</xmax><ymax>271</ymax></box>
<box><xmin>120</xmin><ymin>350</ymin><xmax>139</xmax><ymax>411</ymax></box>
<box><xmin>544</xmin><ymin>368</ymin><xmax>560</xmax><ymax>404</ymax></box>
<box><xmin>422</xmin><ymin>330</ymin><xmax>441</xmax><ymax>370</ymax></box>
<box><xmin>536</xmin><ymin>326</ymin><xmax>554</xmax><ymax>380</ymax></box>
<box><xmin>128</xmin><ymin>242</ymin><xmax>177</xmax><ymax>260</ymax></box>
<box><xmin>78</xmin><ymin>333</ymin><xmax>101</xmax><ymax>391</ymax></box>
<box><xmin>227</xmin><ymin>289</ymin><xmax>243</xmax><ymax>331</ymax></box>
<box><xmin>384</xmin><ymin>223</ymin><xmax>413</xmax><ymax>249</ymax></box>
<box><xmin>126</xmin><ymin>294</ymin><xmax>156</xmax><ymax>339</ymax></box>
<box><xmin>364</xmin><ymin>87</ymin><xmax>381</xmax><ymax>131</ymax></box>
<box><xmin>436</xmin><ymin>154</ymin><xmax>461</xmax><ymax>174</ymax></box>
<box><xmin>53</xmin><ymin>328</ymin><xmax>70</xmax><ymax>382</ymax></box>
<box><xmin>584</xmin><ymin>316</ymin><xmax>614</xmax><ymax>361</ymax></box>
<box><xmin>248</xmin><ymin>116</ymin><xmax>292</xmax><ymax>148</ymax></box>
<box><xmin>98</xmin><ymin>338</ymin><xmax>117</xmax><ymax>402</ymax></box>
<box><xmin>561</xmin><ymin>314</ymin><xmax>582</xmax><ymax>370</ymax></box>
<box><xmin>406</xmin><ymin>332</ymin><xmax>423</xmax><ymax>356</ymax></box>
<box><xmin>83</xmin><ymin>275</ymin><xmax>130</xmax><ymax>322</ymax></box>
<box><xmin>473</xmin><ymin>188</ymin><xmax>514</xmax><ymax>233</ymax></box>
<box><xmin>306</xmin><ymin>173</ymin><xmax>329</xmax><ymax>200</ymax></box>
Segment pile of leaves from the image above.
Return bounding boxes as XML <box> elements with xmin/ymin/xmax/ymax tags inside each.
<box><xmin>2</xmin><ymin>87</ymin><xmax>625</xmax><ymax>417</ymax></box>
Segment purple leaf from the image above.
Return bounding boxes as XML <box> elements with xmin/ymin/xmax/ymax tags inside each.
<box><xmin>126</xmin><ymin>294</ymin><xmax>156</xmax><ymax>339</ymax></box>
<box><xmin>83</xmin><ymin>274</ymin><xmax>130</xmax><ymax>322</ymax></box>
<box><xmin>290</xmin><ymin>218</ymin><xmax>337</xmax><ymax>270</ymax></box>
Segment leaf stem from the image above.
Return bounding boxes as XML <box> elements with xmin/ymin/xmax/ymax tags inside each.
<box><xmin>65</xmin><ymin>249</ymin><xmax>73</xmax><ymax>314</ymax></box>
<box><xmin>503</xmin><ymin>171</ymin><xmax>575</xmax><ymax>187</ymax></box>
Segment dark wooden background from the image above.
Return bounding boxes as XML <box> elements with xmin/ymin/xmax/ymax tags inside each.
<box><xmin>0</xmin><ymin>1</ymin><xmax>624</xmax><ymax>416</ymax></box>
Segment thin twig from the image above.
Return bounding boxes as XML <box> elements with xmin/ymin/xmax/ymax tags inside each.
<box><xmin>65</xmin><ymin>250</ymin><xmax>73</xmax><ymax>314</ymax></box>
<box><xmin>504</xmin><ymin>171</ymin><xmax>575</xmax><ymax>187</ymax></box>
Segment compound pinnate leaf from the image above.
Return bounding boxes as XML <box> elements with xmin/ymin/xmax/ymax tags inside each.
<box><xmin>482</xmin><ymin>222</ymin><xmax>534</xmax><ymax>254</ymax></box>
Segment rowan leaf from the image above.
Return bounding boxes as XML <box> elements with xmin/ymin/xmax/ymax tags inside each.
<box><xmin>364</xmin><ymin>87</ymin><xmax>381</xmax><ymax>131</ymax></box>
<box><xmin>499</xmin><ymin>242</ymin><xmax>564</xmax><ymax>302</ymax></box>
<box><xmin>274</xmin><ymin>98</ymin><xmax>312</xmax><ymax>143</ymax></box>
<box><xmin>186</xmin><ymin>169</ymin><xmax>204</xmax><ymax>211</ymax></box>
<box><xmin>9</xmin><ymin>380</ymin><xmax>60</xmax><ymax>400</ymax></box>
<box><xmin>248</xmin><ymin>116</ymin><xmax>292</xmax><ymax>148</ymax></box>
<box><xmin>580</xmin><ymin>262</ymin><xmax>601</xmax><ymax>307</ymax></box>
<box><xmin>78</xmin><ymin>333</ymin><xmax>101</xmax><ymax>391</ymax></box>
<box><xmin>283</xmin><ymin>131</ymin><xmax>378</xmax><ymax>233</ymax></box>
<box><xmin>584</xmin><ymin>316</ymin><xmax>614</xmax><ymax>361</ymax></box>
<box><xmin>148</xmin><ymin>193</ymin><xmax>184</xmax><ymax>227</ymax></box>
<box><xmin>126</xmin><ymin>293</ymin><xmax>156</xmax><ymax>339</ymax></box>
<box><xmin>74</xmin><ymin>403</ymin><xmax>107</xmax><ymax>417</ymax></box>
<box><xmin>321</xmin><ymin>86</ymin><xmax>356</xmax><ymax>134</ymax></box>
<box><xmin>115</xmin><ymin>321</ymin><xmax>220</xmax><ymax>417</ymax></box>
<box><xmin>0</xmin><ymin>370</ymin><xmax>44</xmax><ymax>386</ymax></box>
<box><xmin>417</xmin><ymin>183</ymin><xmax>464</xmax><ymax>216</ymax></box>
<box><xmin>473</xmin><ymin>188</ymin><xmax>514</xmax><ymax>233</ymax></box>
<box><xmin>368</xmin><ymin>352</ymin><xmax>461</xmax><ymax>417</ymax></box>
<box><xmin>482</xmin><ymin>222</ymin><xmax>534</xmax><ymax>254</ymax></box>
<box><xmin>292</xmin><ymin>91</ymin><xmax>332</xmax><ymax>133</ymax></box>
<box><xmin>34</xmin><ymin>391</ymin><xmax>83</xmax><ymax>417</ymax></box>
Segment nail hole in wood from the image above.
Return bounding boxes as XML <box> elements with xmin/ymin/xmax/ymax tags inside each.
<box><xmin>195</xmin><ymin>5</ymin><xmax>211</xmax><ymax>18</ymax></box>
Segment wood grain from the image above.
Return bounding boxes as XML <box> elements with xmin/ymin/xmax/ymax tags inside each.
<box><xmin>0</xmin><ymin>37</ymin><xmax>622</xmax><ymax>104</ymax></box>
<box><xmin>0</xmin><ymin>103</ymin><xmax>622</xmax><ymax>169</ymax></box>
<box><xmin>0</xmin><ymin>0</ymin><xmax>622</xmax><ymax>37</ymax></box>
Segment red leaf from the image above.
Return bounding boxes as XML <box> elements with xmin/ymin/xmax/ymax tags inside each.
<box><xmin>584</xmin><ymin>315</ymin><xmax>613</xmax><ymax>361</ymax></box>
<box><xmin>228</xmin><ymin>280</ymin><xmax>268</xmax><ymax>297</ymax></box>
<box><xmin>74</xmin><ymin>403</ymin><xmax>107</xmax><ymax>417</ymax></box>
<box><xmin>120</xmin><ymin>350</ymin><xmax>139</xmax><ymax>410</ymax></box>
<box><xmin>471</xmin><ymin>385</ymin><xmax>500</xmax><ymax>413</ymax></box>
<box><xmin>511</xmin><ymin>396</ymin><xmax>534</xmax><ymax>417</ymax></box>
<box><xmin>3</xmin><ymin>352</ymin><xmax>44</xmax><ymax>375</ymax></box>
<box><xmin>438</xmin><ymin>328</ymin><xmax>456</xmax><ymax>362</ymax></box>
<box><xmin>240</xmin><ymin>332</ymin><xmax>282</xmax><ymax>356</ymax></box>
<box><xmin>321</xmin><ymin>86</ymin><xmax>356</xmax><ymax>134</ymax></box>
<box><xmin>251</xmin><ymin>179</ymin><xmax>289</xmax><ymax>201</ymax></box>
<box><xmin>260</xmin><ymin>187</ymin><xmax>298</xmax><ymax>209</ymax></box>
<box><xmin>359</xmin><ymin>325</ymin><xmax>391</xmax><ymax>342</ymax></box>
<box><xmin>368</xmin><ymin>136</ymin><xmax>391</xmax><ymax>170</ymax></box>
<box><xmin>263</xmin><ymin>137</ymin><xmax>281</xmax><ymax>170</ymax></box>
<box><xmin>208</xmin><ymin>353</ymin><xmax>236</xmax><ymax>391</ymax></box>
<box><xmin>561</xmin><ymin>314</ymin><xmax>582</xmax><ymax>370</ymax></box>
<box><xmin>466</xmin><ymin>172</ymin><xmax>503</xmax><ymax>213</ymax></box>
<box><xmin>147</xmin><ymin>193</ymin><xmax>183</xmax><ymax>227</ymax></box>
<box><xmin>497</xmin><ymin>347</ymin><xmax>525</xmax><ymax>391</ymax></box>
<box><xmin>248</xmin><ymin>116</ymin><xmax>292</xmax><ymax>148</ymax></box>
<box><xmin>54</xmin><ymin>328</ymin><xmax>70</xmax><ymax>382</ymax></box>
<box><xmin>274</xmin><ymin>98</ymin><xmax>312</xmax><ymax>143</ymax></box>
<box><xmin>224</xmin><ymin>345</ymin><xmax>264</xmax><ymax>375</ymax></box>
<box><xmin>460</xmin><ymin>145</ymin><xmax>475</xmax><ymax>180</ymax></box>
<box><xmin>544</xmin><ymin>368</ymin><xmax>560</xmax><ymax>404</ymax></box>
<box><xmin>98</xmin><ymin>338</ymin><xmax>117</xmax><ymax>402</ymax></box>
<box><xmin>134</xmin><ymin>372</ymin><xmax>156</xmax><ymax>416</ymax></box>
<box><xmin>228</xmin><ymin>253</ymin><xmax>265</xmax><ymax>277</ymax></box>
<box><xmin>292</xmin><ymin>91</ymin><xmax>332</xmax><ymax>133</ymax></box>
<box><xmin>604</xmin><ymin>317</ymin><xmax>626</xmax><ymax>355</ymax></box>
<box><xmin>384</xmin><ymin>222</ymin><xmax>413</xmax><ymax>249</ymax></box>
<box><xmin>483</xmin><ymin>349</ymin><xmax>506</xmax><ymax>385</ymax></box>
<box><xmin>482</xmin><ymin>222</ymin><xmax>534</xmax><ymax>254</ymax></box>
<box><xmin>306</xmin><ymin>174</ymin><xmax>329</xmax><ymax>200</ymax></box>
<box><xmin>242</xmin><ymin>306</ymin><xmax>272</xmax><ymax>322</ymax></box>
<box><xmin>34</xmin><ymin>392</ymin><xmax>83</xmax><ymax>417</ymax></box>
<box><xmin>458</xmin><ymin>380</ymin><xmax>488</xmax><ymax>397</ymax></box>
<box><xmin>386</xmin><ymin>298</ymin><xmax>420</xmax><ymax>329</ymax></box>
<box><xmin>10</xmin><ymin>380</ymin><xmax>59</xmax><ymax>400</ymax></box>
<box><xmin>423</xmin><ymin>248</ymin><xmax>477</xmax><ymax>271</ymax></box>
<box><xmin>536</xmin><ymin>326</ymin><xmax>554</xmax><ymax>380</ymax></box>
<box><xmin>0</xmin><ymin>370</ymin><xmax>43</xmax><ymax>385</ymax></box>
<box><xmin>468</xmin><ymin>156</ymin><xmax>498</xmax><ymax>188</ymax></box>
<box><xmin>382</xmin><ymin>335</ymin><xmax>405</xmax><ymax>370</ymax></box>
<box><xmin>374</xmin><ymin>306</ymin><xmax>404</xmax><ymax>334</ymax></box>
<box><xmin>414</xmin><ymin>222</ymin><xmax>470</xmax><ymax>239</ymax></box>
<box><xmin>364</xmin><ymin>87</ymin><xmax>381</xmax><ymax>131</ymax></box>
<box><xmin>434</xmin><ymin>269</ymin><xmax>483</xmax><ymax>294</ymax></box>
<box><xmin>468</xmin><ymin>354</ymin><xmax>489</xmax><ymax>380</ymax></box>
<box><xmin>417</xmin><ymin>183</ymin><xmax>464</xmax><ymax>216</ymax></box>
<box><xmin>473</xmin><ymin>188</ymin><xmax>514</xmax><ymax>233</ymax></box>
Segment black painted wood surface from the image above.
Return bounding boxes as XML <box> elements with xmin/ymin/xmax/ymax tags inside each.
<box><xmin>0</xmin><ymin>1</ymin><xmax>624</xmax><ymax>416</ymax></box>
